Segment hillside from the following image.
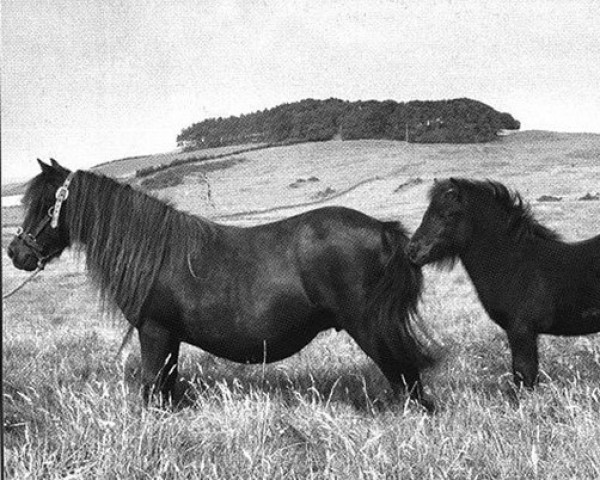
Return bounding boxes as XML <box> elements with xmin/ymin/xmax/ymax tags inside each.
<box><xmin>176</xmin><ymin>98</ymin><xmax>520</xmax><ymax>149</ymax></box>
<box><xmin>124</xmin><ymin>131</ymin><xmax>599</xmax><ymax>238</ymax></box>
<box><xmin>3</xmin><ymin>132</ymin><xmax>599</xmax><ymax>231</ymax></box>
<box><xmin>1</xmin><ymin>144</ymin><xmax>266</xmax><ymax>198</ymax></box>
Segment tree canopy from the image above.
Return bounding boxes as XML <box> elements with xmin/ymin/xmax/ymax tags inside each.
<box><xmin>177</xmin><ymin>98</ymin><xmax>520</xmax><ymax>149</ymax></box>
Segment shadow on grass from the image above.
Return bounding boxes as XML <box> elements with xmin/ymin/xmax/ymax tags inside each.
<box><xmin>122</xmin><ymin>353</ymin><xmax>428</xmax><ymax>415</ymax></box>
<box><xmin>434</xmin><ymin>333</ymin><xmax>600</xmax><ymax>411</ymax></box>
<box><xmin>7</xmin><ymin>329</ymin><xmax>597</xmax><ymax>435</ymax></box>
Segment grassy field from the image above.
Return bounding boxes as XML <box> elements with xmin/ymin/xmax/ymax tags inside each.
<box><xmin>3</xmin><ymin>132</ymin><xmax>600</xmax><ymax>479</ymax></box>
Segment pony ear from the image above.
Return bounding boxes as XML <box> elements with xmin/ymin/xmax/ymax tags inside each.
<box><xmin>37</xmin><ymin>158</ymin><xmax>53</xmax><ymax>173</ymax></box>
<box><xmin>49</xmin><ymin>158</ymin><xmax>71</xmax><ymax>175</ymax></box>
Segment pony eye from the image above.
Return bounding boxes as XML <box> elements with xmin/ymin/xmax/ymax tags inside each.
<box><xmin>16</xmin><ymin>227</ymin><xmax>23</xmax><ymax>235</ymax></box>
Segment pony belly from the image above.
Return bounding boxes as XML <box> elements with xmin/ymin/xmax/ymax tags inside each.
<box><xmin>191</xmin><ymin>328</ymin><xmax>324</xmax><ymax>364</ymax></box>
<box><xmin>545</xmin><ymin>307</ymin><xmax>600</xmax><ymax>336</ymax></box>
<box><xmin>181</xmin><ymin>304</ymin><xmax>330</xmax><ymax>364</ymax></box>
<box><xmin>581</xmin><ymin>308</ymin><xmax>600</xmax><ymax>333</ymax></box>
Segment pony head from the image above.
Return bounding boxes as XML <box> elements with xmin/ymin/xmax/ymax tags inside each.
<box><xmin>407</xmin><ymin>178</ymin><xmax>472</xmax><ymax>266</ymax></box>
<box><xmin>7</xmin><ymin>159</ymin><xmax>73</xmax><ymax>271</ymax></box>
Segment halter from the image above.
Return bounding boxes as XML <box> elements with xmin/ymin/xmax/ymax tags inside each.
<box><xmin>15</xmin><ymin>171</ymin><xmax>76</xmax><ymax>268</ymax></box>
<box><xmin>51</xmin><ymin>171</ymin><xmax>75</xmax><ymax>228</ymax></box>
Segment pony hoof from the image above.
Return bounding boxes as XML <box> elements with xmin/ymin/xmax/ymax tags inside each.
<box><xmin>418</xmin><ymin>396</ymin><xmax>436</xmax><ymax>414</ymax></box>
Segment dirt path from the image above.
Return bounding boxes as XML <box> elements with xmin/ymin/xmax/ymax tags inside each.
<box><xmin>212</xmin><ymin>174</ymin><xmax>429</xmax><ymax>224</ymax></box>
<box><xmin>213</xmin><ymin>174</ymin><xmax>384</xmax><ymax>221</ymax></box>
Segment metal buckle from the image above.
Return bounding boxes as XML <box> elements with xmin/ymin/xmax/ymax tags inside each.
<box><xmin>55</xmin><ymin>186</ymin><xmax>69</xmax><ymax>201</ymax></box>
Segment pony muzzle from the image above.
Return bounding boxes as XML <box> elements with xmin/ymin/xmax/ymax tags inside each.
<box><xmin>7</xmin><ymin>237</ymin><xmax>41</xmax><ymax>271</ymax></box>
<box><xmin>406</xmin><ymin>240</ymin><xmax>434</xmax><ymax>266</ymax></box>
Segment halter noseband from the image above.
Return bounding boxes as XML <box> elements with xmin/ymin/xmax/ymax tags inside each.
<box><xmin>16</xmin><ymin>171</ymin><xmax>76</xmax><ymax>268</ymax></box>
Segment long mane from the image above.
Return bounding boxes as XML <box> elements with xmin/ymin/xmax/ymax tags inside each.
<box><xmin>433</xmin><ymin>178</ymin><xmax>561</xmax><ymax>242</ymax></box>
<box><xmin>65</xmin><ymin>170</ymin><xmax>214</xmax><ymax>322</ymax></box>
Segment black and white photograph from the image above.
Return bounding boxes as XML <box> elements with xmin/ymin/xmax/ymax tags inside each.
<box><xmin>2</xmin><ymin>1</ymin><xmax>599</xmax><ymax>478</ymax></box>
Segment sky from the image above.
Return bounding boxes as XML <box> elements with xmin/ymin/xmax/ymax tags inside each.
<box><xmin>2</xmin><ymin>0</ymin><xmax>599</xmax><ymax>184</ymax></box>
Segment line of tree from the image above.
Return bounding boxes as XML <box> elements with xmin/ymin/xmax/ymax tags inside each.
<box><xmin>177</xmin><ymin>97</ymin><xmax>520</xmax><ymax>149</ymax></box>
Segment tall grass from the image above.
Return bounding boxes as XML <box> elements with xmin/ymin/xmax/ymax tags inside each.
<box><xmin>3</xmin><ymin>263</ymin><xmax>599</xmax><ymax>479</ymax></box>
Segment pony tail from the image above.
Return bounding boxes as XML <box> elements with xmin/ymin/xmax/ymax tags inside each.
<box><xmin>366</xmin><ymin>229</ymin><xmax>438</xmax><ymax>371</ymax></box>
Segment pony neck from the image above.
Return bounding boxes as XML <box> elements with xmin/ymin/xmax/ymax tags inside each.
<box><xmin>458</xmin><ymin>196</ymin><xmax>527</xmax><ymax>285</ymax></box>
<box><xmin>64</xmin><ymin>170</ymin><xmax>205</xmax><ymax>320</ymax></box>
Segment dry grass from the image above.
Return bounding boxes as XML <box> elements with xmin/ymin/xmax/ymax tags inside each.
<box><xmin>3</xmin><ymin>133</ymin><xmax>600</xmax><ymax>479</ymax></box>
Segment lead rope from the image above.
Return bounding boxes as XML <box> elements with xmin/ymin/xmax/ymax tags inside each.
<box><xmin>2</xmin><ymin>266</ymin><xmax>44</xmax><ymax>300</ymax></box>
<box><xmin>3</xmin><ymin>262</ymin><xmax>134</xmax><ymax>359</ymax></box>
<box><xmin>4</xmin><ymin>261</ymin><xmax>134</xmax><ymax>358</ymax></box>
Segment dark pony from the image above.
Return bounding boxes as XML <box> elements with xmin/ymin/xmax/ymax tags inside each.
<box><xmin>407</xmin><ymin>178</ymin><xmax>600</xmax><ymax>388</ymax></box>
<box><xmin>8</xmin><ymin>159</ymin><xmax>437</xmax><ymax>410</ymax></box>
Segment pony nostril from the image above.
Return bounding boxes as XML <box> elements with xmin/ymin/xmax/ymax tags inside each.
<box><xmin>7</xmin><ymin>246</ymin><xmax>14</xmax><ymax>259</ymax></box>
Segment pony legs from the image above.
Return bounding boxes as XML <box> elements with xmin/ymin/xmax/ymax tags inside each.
<box><xmin>388</xmin><ymin>364</ymin><xmax>434</xmax><ymax>413</ymax></box>
<box><xmin>345</xmin><ymin>325</ymin><xmax>434</xmax><ymax>412</ymax></box>
<box><xmin>138</xmin><ymin>321</ymin><xmax>181</xmax><ymax>406</ymax></box>
<box><xmin>506</xmin><ymin>325</ymin><xmax>539</xmax><ymax>389</ymax></box>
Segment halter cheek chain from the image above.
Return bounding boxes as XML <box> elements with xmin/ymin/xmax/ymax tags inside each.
<box><xmin>51</xmin><ymin>171</ymin><xmax>76</xmax><ymax>229</ymax></box>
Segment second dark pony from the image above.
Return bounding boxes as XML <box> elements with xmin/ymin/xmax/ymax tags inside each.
<box><xmin>8</xmin><ymin>159</ymin><xmax>437</xmax><ymax>410</ymax></box>
<box><xmin>407</xmin><ymin>178</ymin><xmax>600</xmax><ymax>388</ymax></box>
